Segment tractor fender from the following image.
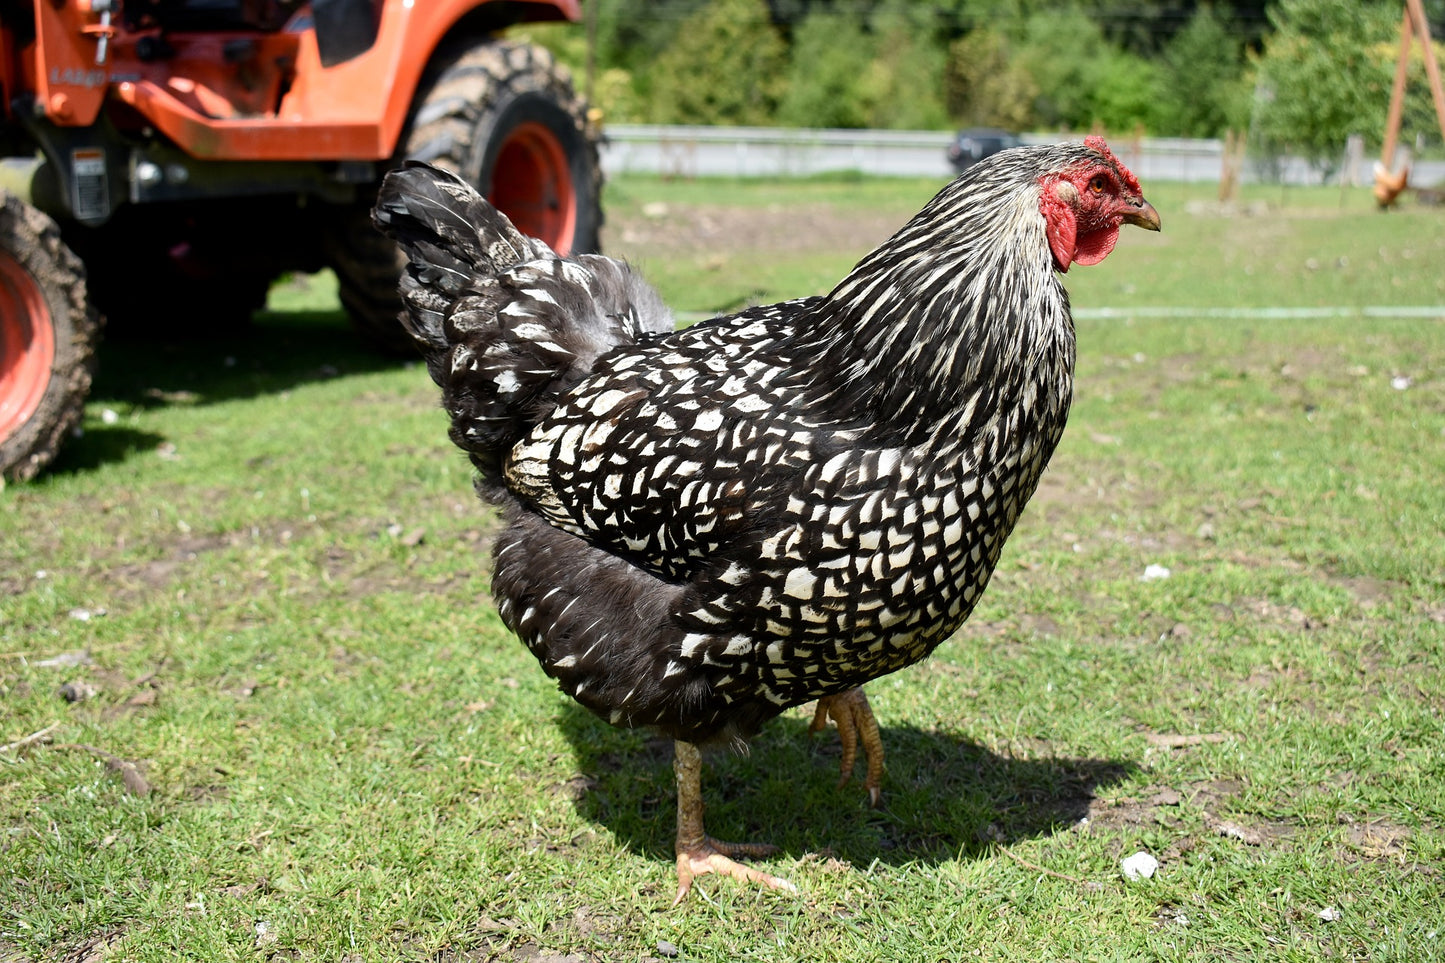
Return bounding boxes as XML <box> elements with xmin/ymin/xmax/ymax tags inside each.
<box><xmin>28</xmin><ymin>0</ymin><xmax>582</xmax><ymax>163</ymax></box>
<box><xmin>286</xmin><ymin>0</ymin><xmax>583</xmax><ymax>160</ymax></box>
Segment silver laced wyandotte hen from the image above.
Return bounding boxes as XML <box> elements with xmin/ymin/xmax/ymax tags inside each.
<box><xmin>372</xmin><ymin>137</ymin><xmax>1159</xmax><ymax>902</ymax></box>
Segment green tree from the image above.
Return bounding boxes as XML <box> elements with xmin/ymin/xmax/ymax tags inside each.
<box><xmin>645</xmin><ymin>0</ymin><xmax>789</xmax><ymax>125</ymax></box>
<box><xmin>947</xmin><ymin>8</ymin><xmax>1180</xmax><ymax>134</ymax></box>
<box><xmin>1160</xmin><ymin>5</ymin><xmax>1251</xmax><ymax>137</ymax></box>
<box><xmin>597</xmin><ymin>0</ymin><xmax>708</xmax><ymax>75</ymax></box>
<box><xmin>776</xmin><ymin>12</ymin><xmax>876</xmax><ymax>128</ymax></box>
<box><xmin>1250</xmin><ymin>0</ymin><xmax>1398</xmax><ymax>163</ymax></box>
<box><xmin>1013</xmin><ymin>9</ymin><xmax>1112</xmax><ymax>129</ymax></box>
<box><xmin>1089</xmin><ymin>50</ymin><xmax>1169</xmax><ymax>132</ymax></box>
<box><xmin>857</xmin><ymin>3</ymin><xmax>951</xmax><ymax>130</ymax></box>
<box><xmin>945</xmin><ymin>27</ymin><xmax>1040</xmax><ymax>131</ymax></box>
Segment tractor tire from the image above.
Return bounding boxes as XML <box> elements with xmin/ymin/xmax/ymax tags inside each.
<box><xmin>0</xmin><ymin>193</ymin><xmax>101</xmax><ymax>482</ymax></box>
<box><xmin>328</xmin><ymin>38</ymin><xmax>602</xmax><ymax>353</ymax></box>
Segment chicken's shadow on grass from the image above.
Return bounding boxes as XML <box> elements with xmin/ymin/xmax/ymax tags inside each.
<box><xmin>556</xmin><ymin>702</ymin><xmax>1134</xmax><ymax>869</ymax></box>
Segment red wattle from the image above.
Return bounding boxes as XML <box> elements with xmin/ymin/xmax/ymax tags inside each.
<box><xmin>1072</xmin><ymin>224</ymin><xmax>1120</xmax><ymax>266</ymax></box>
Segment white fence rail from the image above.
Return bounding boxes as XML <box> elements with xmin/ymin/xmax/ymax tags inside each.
<box><xmin>599</xmin><ymin>124</ymin><xmax>1445</xmax><ymax>186</ymax></box>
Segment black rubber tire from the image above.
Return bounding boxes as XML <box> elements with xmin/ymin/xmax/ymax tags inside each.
<box><xmin>328</xmin><ymin>38</ymin><xmax>603</xmax><ymax>354</ymax></box>
<box><xmin>0</xmin><ymin>193</ymin><xmax>102</xmax><ymax>482</ymax></box>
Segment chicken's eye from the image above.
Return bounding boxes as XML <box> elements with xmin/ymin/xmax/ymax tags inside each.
<box><xmin>1089</xmin><ymin>175</ymin><xmax>1110</xmax><ymax>194</ymax></box>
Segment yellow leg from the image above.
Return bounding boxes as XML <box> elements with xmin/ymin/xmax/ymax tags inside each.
<box><xmin>810</xmin><ymin>687</ymin><xmax>885</xmax><ymax>808</ymax></box>
<box><xmin>672</xmin><ymin>740</ymin><xmax>796</xmax><ymax>905</ymax></box>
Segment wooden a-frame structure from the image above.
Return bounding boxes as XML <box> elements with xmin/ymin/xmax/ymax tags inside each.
<box><xmin>1376</xmin><ymin>0</ymin><xmax>1445</xmax><ymax>205</ymax></box>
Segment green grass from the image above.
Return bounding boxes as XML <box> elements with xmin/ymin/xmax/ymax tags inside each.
<box><xmin>2</xmin><ymin>176</ymin><xmax>1444</xmax><ymax>961</ymax></box>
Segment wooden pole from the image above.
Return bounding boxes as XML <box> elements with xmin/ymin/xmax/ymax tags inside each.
<box><xmin>1218</xmin><ymin>129</ymin><xmax>1244</xmax><ymax>203</ymax></box>
<box><xmin>1381</xmin><ymin>7</ymin><xmax>1412</xmax><ymax>171</ymax></box>
<box><xmin>1404</xmin><ymin>0</ymin><xmax>1445</xmax><ymax>144</ymax></box>
<box><xmin>1219</xmin><ymin>129</ymin><xmax>1235</xmax><ymax>202</ymax></box>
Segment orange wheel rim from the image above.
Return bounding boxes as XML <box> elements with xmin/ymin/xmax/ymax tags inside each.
<box><xmin>488</xmin><ymin>121</ymin><xmax>577</xmax><ymax>255</ymax></box>
<box><xmin>0</xmin><ymin>254</ymin><xmax>55</xmax><ymax>445</ymax></box>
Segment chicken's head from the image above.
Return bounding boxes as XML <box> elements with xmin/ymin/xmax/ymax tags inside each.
<box><xmin>1039</xmin><ymin>136</ymin><xmax>1160</xmax><ymax>273</ymax></box>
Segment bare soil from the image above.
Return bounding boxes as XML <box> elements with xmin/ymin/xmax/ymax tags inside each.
<box><xmin>606</xmin><ymin>202</ymin><xmax>904</xmax><ymax>261</ymax></box>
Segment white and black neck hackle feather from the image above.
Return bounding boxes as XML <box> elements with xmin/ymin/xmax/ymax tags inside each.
<box><xmin>372</xmin><ymin>140</ymin><xmax>1155</xmax><ymax>747</ymax></box>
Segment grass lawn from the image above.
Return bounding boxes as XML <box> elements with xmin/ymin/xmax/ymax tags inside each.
<box><xmin>2</xmin><ymin>174</ymin><xmax>1443</xmax><ymax>961</ymax></box>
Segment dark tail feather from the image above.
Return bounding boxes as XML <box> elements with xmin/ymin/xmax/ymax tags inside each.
<box><xmin>372</xmin><ymin>162</ymin><xmax>673</xmax><ymax>499</ymax></box>
<box><xmin>372</xmin><ymin>161</ymin><xmax>552</xmax><ymax>359</ymax></box>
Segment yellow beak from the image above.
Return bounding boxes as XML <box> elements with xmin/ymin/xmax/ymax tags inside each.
<box><xmin>1122</xmin><ymin>199</ymin><xmax>1162</xmax><ymax>232</ymax></box>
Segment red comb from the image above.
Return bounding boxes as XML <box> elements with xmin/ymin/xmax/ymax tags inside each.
<box><xmin>1083</xmin><ymin>135</ymin><xmax>1141</xmax><ymax>194</ymax></box>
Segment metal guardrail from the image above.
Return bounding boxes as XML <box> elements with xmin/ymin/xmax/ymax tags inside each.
<box><xmin>599</xmin><ymin>124</ymin><xmax>1445</xmax><ymax>186</ymax></box>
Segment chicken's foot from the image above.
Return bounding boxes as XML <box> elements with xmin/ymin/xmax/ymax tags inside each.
<box><xmin>672</xmin><ymin>740</ymin><xmax>796</xmax><ymax>905</ymax></box>
<box><xmin>809</xmin><ymin>687</ymin><xmax>884</xmax><ymax>808</ymax></box>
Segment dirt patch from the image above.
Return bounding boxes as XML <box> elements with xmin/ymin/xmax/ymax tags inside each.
<box><xmin>55</xmin><ymin>930</ymin><xmax>124</xmax><ymax>963</ymax></box>
<box><xmin>1084</xmin><ymin>777</ymin><xmax>1296</xmax><ymax>865</ymax></box>
<box><xmin>1026</xmin><ymin>466</ymin><xmax>1210</xmax><ymax>556</ymax></box>
<box><xmin>1088</xmin><ymin>778</ymin><xmax>1262</xmax><ymax>832</ymax></box>
<box><xmin>16</xmin><ymin>657</ymin><xmax>165</xmax><ymax>724</ymax></box>
<box><xmin>185</xmin><ymin>780</ymin><xmax>231</xmax><ymax>804</ymax></box>
<box><xmin>549</xmin><ymin>773</ymin><xmax>599</xmax><ymax>804</ymax></box>
<box><xmin>1029</xmin><ymin>467</ymin><xmax>1150</xmax><ymax>518</ymax></box>
<box><xmin>1226</xmin><ymin>596</ymin><xmax>1329</xmax><ymax>634</ymax></box>
<box><xmin>607</xmin><ymin>203</ymin><xmax>903</xmax><ymax>261</ymax></box>
<box><xmin>1085</xmin><ymin>784</ymin><xmax>1183</xmax><ymax>833</ymax></box>
<box><xmin>1328</xmin><ymin>574</ymin><xmax>1397</xmax><ymax>609</ymax></box>
<box><xmin>1206</xmin><ymin>814</ymin><xmax>1288</xmax><ymax>848</ymax></box>
<box><xmin>502</xmin><ymin>947</ymin><xmax>590</xmax><ymax>963</ymax></box>
<box><xmin>1341</xmin><ymin>817</ymin><xmax>1414</xmax><ymax>862</ymax></box>
<box><xmin>448</xmin><ymin>905</ymin><xmax>637</xmax><ymax>963</ymax></box>
<box><xmin>104</xmin><ymin>531</ymin><xmax>238</xmax><ymax>600</ymax></box>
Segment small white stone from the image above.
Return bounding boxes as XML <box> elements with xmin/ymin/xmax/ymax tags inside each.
<box><xmin>1390</xmin><ymin>376</ymin><xmax>1411</xmax><ymax>391</ymax></box>
<box><xmin>1319</xmin><ymin>906</ymin><xmax>1341</xmax><ymax>922</ymax></box>
<box><xmin>1120</xmin><ymin>851</ymin><xmax>1158</xmax><ymax>880</ymax></box>
<box><xmin>1140</xmin><ymin>564</ymin><xmax>1171</xmax><ymax>582</ymax></box>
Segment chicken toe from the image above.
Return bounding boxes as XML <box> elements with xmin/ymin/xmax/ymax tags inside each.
<box><xmin>672</xmin><ymin>740</ymin><xmax>795</xmax><ymax>904</ymax></box>
<box><xmin>674</xmin><ymin>837</ymin><xmax>797</xmax><ymax>906</ymax></box>
<box><xmin>810</xmin><ymin>688</ymin><xmax>884</xmax><ymax>808</ymax></box>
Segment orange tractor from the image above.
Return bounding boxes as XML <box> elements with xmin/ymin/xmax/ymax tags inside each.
<box><xmin>0</xmin><ymin>0</ymin><xmax>601</xmax><ymax>480</ymax></box>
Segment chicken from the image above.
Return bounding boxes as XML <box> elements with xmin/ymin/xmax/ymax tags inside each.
<box><xmin>372</xmin><ymin>137</ymin><xmax>1159</xmax><ymax>902</ymax></box>
<box><xmin>1373</xmin><ymin>159</ymin><xmax>1410</xmax><ymax>208</ymax></box>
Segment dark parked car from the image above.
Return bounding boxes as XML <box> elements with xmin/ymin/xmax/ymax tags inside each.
<box><xmin>947</xmin><ymin>128</ymin><xmax>1023</xmax><ymax>173</ymax></box>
